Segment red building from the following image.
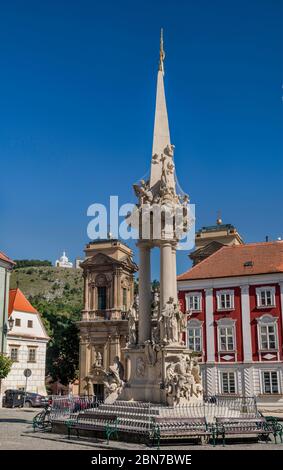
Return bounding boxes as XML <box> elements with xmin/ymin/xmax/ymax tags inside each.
<box><xmin>177</xmin><ymin>241</ymin><xmax>283</xmax><ymax>410</ymax></box>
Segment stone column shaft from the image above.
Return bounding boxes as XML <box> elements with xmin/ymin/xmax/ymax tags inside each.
<box><xmin>171</xmin><ymin>244</ymin><xmax>178</xmax><ymax>302</ymax></box>
<box><xmin>138</xmin><ymin>243</ymin><xmax>151</xmax><ymax>343</ymax></box>
<box><xmin>83</xmin><ymin>274</ymin><xmax>89</xmax><ymax>310</ymax></box>
<box><xmin>160</xmin><ymin>242</ymin><xmax>173</xmax><ymax>309</ymax></box>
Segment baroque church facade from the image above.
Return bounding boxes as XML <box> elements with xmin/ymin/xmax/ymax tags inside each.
<box><xmin>78</xmin><ymin>239</ymin><xmax>137</xmax><ymax>397</ymax></box>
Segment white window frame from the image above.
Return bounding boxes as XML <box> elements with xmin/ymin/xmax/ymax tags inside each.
<box><xmin>256</xmin><ymin>286</ymin><xmax>276</xmax><ymax>308</ymax></box>
<box><xmin>216</xmin><ymin>289</ymin><xmax>235</xmax><ymax>311</ymax></box>
<box><xmin>187</xmin><ymin>319</ymin><xmax>203</xmax><ymax>352</ymax></box>
<box><xmin>185</xmin><ymin>292</ymin><xmax>202</xmax><ymax>312</ymax></box>
<box><xmin>28</xmin><ymin>347</ymin><xmax>37</xmax><ymax>363</ymax></box>
<box><xmin>261</xmin><ymin>370</ymin><xmax>280</xmax><ymax>394</ymax></box>
<box><xmin>217</xmin><ymin>318</ymin><xmax>236</xmax><ymax>353</ymax></box>
<box><xmin>220</xmin><ymin>371</ymin><xmax>237</xmax><ymax>394</ymax></box>
<box><xmin>10</xmin><ymin>347</ymin><xmax>19</xmax><ymax>362</ymax></box>
<box><xmin>257</xmin><ymin>315</ymin><xmax>278</xmax><ymax>351</ymax></box>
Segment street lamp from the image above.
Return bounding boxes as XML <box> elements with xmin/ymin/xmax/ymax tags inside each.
<box><xmin>3</xmin><ymin>317</ymin><xmax>14</xmax><ymax>336</ymax></box>
<box><xmin>8</xmin><ymin>317</ymin><xmax>14</xmax><ymax>331</ymax></box>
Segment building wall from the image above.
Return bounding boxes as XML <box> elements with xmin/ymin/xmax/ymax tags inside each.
<box><xmin>0</xmin><ymin>264</ymin><xmax>11</xmax><ymax>353</ymax></box>
<box><xmin>3</xmin><ymin>339</ymin><xmax>47</xmax><ymax>395</ymax></box>
<box><xmin>178</xmin><ymin>273</ymin><xmax>283</xmax><ymax>409</ymax></box>
<box><xmin>3</xmin><ymin>309</ymin><xmax>49</xmax><ymax>395</ymax></box>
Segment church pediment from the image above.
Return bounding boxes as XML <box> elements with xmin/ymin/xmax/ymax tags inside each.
<box><xmin>81</xmin><ymin>252</ymin><xmax>115</xmax><ymax>267</ymax></box>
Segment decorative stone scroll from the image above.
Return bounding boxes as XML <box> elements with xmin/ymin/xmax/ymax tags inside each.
<box><xmin>103</xmin><ymin>356</ymin><xmax>125</xmax><ymax>404</ymax></box>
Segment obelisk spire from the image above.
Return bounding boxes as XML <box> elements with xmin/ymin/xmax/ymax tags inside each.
<box><xmin>150</xmin><ymin>29</ymin><xmax>175</xmax><ymax>194</ymax></box>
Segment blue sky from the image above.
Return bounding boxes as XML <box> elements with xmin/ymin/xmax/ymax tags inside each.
<box><xmin>0</xmin><ymin>0</ymin><xmax>282</xmax><ymax>279</ymax></box>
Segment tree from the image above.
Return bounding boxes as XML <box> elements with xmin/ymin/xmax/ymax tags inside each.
<box><xmin>31</xmin><ymin>298</ymin><xmax>80</xmax><ymax>386</ymax></box>
<box><xmin>0</xmin><ymin>354</ymin><xmax>13</xmax><ymax>404</ymax></box>
<box><xmin>45</xmin><ymin>314</ymin><xmax>79</xmax><ymax>385</ymax></box>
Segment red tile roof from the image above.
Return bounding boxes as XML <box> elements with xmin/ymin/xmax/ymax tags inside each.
<box><xmin>8</xmin><ymin>288</ymin><xmax>38</xmax><ymax>315</ymax></box>
<box><xmin>0</xmin><ymin>251</ymin><xmax>15</xmax><ymax>265</ymax></box>
<box><xmin>178</xmin><ymin>241</ymin><xmax>283</xmax><ymax>281</ymax></box>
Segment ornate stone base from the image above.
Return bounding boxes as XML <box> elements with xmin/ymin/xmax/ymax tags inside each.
<box><xmin>119</xmin><ymin>343</ymin><xmax>203</xmax><ymax>406</ymax></box>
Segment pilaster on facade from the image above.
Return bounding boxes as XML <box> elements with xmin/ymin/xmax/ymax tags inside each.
<box><xmin>240</xmin><ymin>284</ymin><xmax>253</xmax><ymax>363</ymax></box>
<box><xmin>205</xmin><ymin>288</ymin><xmax>215</xmax><ymax>363</ymax></box>
<box><xmin>279</xmin><ymin>282</ymin><xmax>283</xmax><ymax>338</ymax></box>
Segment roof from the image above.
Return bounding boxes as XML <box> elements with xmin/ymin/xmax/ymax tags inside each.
<box><xmin>196</xmin><ymin>223</ymin><xmax>235</xmax><ymax>234</ymax></box>
<box><xmin>8</xmin><ymin>288</ymin><xmax>38</xmax><ymax>315</ymax></box>
<box><xmin>0</xmin><ymin>251</ymin><xmax>15</xmax><ymax>266</ymax></box>
<box><xmin>178</xmin><ymin>241</ymin><xmax>283</xmax><ymax>281</ymax></box>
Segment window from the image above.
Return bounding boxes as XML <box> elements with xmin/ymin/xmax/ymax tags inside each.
<box><xmin>122</xmin><ymin>288</ymin><xmax>127</xmax><ymax>311</ymax></box>
<box><xmin>256</xmin><ymin>287</ymin><xmax>275</xmax><ymax>308</ymax></box>
<box><xmin>15</xmin><ymin>318</ymin><xmax>21</xmax><ymax>327</ymax></box>
<box><xmin>216</xmin><ymin>290</ymin><xmax>234</xmax><ymax>311</ymax></box>
<box><xmin>10</xmin><ymin>347</ymin><xmax>19</xmax><ymax>362</ymax></box>
<box><xmin>260</xmin><ymin>324</ymin><xmax>277</xmax><ymax>350</ymax></box>
<box><xmin>97</xmin><ymin>286</ymin><xmax>106</xmax><ymax>310</ymax></box>
<box><xmin>28</xmin><ymin>348</ymin><xmax>36</xmax><ymax>362</ymax></box>
<box><xmin>219</xmin><ymin>326</ymin><xmax>235</xmax><ymax>351</ymax></box>
<box><xmin>187</xmin><ymin>329</ymin><xmax>202</xmax><ymax>352</ymax></box>
<box><xmin>221</xmin><ymin>372</ymin><xmax>236</xmax><ymax>394</ymax></box>
<box><xmin>185</xmin><ymin>292</ymin><xmax>202</xmax><ymax>312</ymax></box>
<box><xmin>257</xmin><ymin>315</ymin><xmax>278</xmax><ymax>351</ymax></box>
<box><xmin>262</xmin><ymin>371</ymin><xmax>279</xmax><ymax>394</ymax></box>
<box><xmin>27</xmin><ymin>320</ymin><xmax>33</xmax><ymax>328</ymax></box>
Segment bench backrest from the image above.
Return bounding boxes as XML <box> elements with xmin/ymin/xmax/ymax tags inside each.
<box><xmin>155</xmin><ymin>417</ymin><xmax>206</xmax><ymax>424</ymax></box>
<box><xmin>216</xmin><ymin>417</ymin><xmax>265</xmax><ymax>424</ymax></box>
<box><xmin>78</xmin><ymin>412</ymin><xmax>117</xmax><ymax>421</ymax></box>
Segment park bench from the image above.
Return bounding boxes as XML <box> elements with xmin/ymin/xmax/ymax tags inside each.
<box><xmin>213</xmin><ymin>417</ymin><xmax>269</xmax><ymax>446</ymax></box>
<box><xmin>264</xmin><ymin>416</ymin><xmax>283</xmax><ymax>444</ymax></box>
<box><xmin>151</xmin><ymin>416</ymin><xmax>209</xmax><ymax>448</ymax></box>
<box><xmin>66</xmin><ymin>411</ymin><xmax>118</xmax><ymax>444</ymax></box>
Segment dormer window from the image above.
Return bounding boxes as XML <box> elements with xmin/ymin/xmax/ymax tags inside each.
<box><xmin>216</xmin><ymin>290</ymin><xmax>234</xmax><ymax>311</ymax></box>
<box><xmin>185</xmin><ymin>292</ymin><xmax>202</xmax><ymax>312</ymax></box>
<box><xmin>256</xmin><ymin>287</ymin><xmax>275</xmax><ymax>308</ymax></box>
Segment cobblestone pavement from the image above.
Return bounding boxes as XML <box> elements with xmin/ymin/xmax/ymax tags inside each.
<box><xmin>0</xmin><ymin>408</ymin><xmax>282</xmax><ymax>450</ymax></box>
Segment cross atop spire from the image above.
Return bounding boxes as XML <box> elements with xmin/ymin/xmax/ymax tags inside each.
<box><xmin>159</xmin><ymin>28</ymin><xmax>165</xmax><ymax>73</ymax></box>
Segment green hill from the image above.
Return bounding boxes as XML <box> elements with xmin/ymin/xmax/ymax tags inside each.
<box><xmin>10</xmin><ymin>266</ymin><xmax>84</xmax><ymax>386</ymax></box>
<box><xmin>10</xmin><ymin>266</ymin><xmax>84</xmax><ymax>313</ymax></box>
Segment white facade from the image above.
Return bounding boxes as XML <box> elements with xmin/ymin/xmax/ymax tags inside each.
<box><xmin>3</xmin><ymin>309</ymin><xmax>49</xmax><ymax>395</ymax></box>
<box><xmin>55</xmin><ymin>251</ymin><xmax>73</xmax><ymax>268</ymax></box>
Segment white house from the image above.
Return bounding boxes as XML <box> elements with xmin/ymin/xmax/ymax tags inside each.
<box><xmin>55</xmin><ymin>251</ymin><xmax>73</xmax><ymax>268</ymax></box>
<box><xmin>3</xmin><ymin>288</ymin><xmax>49</xmax><ymax>395</ymax></box>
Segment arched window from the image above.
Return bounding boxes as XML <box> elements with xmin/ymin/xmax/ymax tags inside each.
<box><xmin>257</xmin><ymin>315</ymin><xmax>278</xmax><ymax>351</ymax></box>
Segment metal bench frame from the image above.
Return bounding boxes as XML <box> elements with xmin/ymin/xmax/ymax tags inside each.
<box><xmin>152</xmin><ymin>417</ymin><xmax>209</xmax><ymax>448</ymax></box>
<box><xmin>213</xmin><ymin>417</ymin><xmax>270</xmax><ymax>446</ymax></box>
<box><xmin>66</xmin><ymin>412</ymin><xmax>118</xmax><ymax>444</ymax></box>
